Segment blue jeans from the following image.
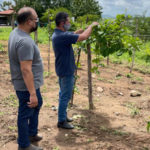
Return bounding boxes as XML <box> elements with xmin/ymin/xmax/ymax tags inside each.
<box><xmin>58</xmin><ymin>75</ymin><xmax>74</xmax><ymax>122</ymax></box>
<box><xmin>16</xmin><ymin>89</ymin><xmax>43</xmax><ymax>148</ymax></box>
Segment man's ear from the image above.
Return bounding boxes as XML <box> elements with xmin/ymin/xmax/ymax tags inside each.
<box><xmin>27</xmin><ymin>19</ymin><xmax>32</xmax><ymax>26</ymax></box>
<box><xmin>60</xmin><ymin>21</ymin><xmax>65</xmax><ymax>27</ymax></box>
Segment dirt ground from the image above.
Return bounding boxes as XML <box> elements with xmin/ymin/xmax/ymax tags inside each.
<box><xmin>1</xmin><ymin>41</ymin><xmax>150</xmax><ymax>150</ymax></box>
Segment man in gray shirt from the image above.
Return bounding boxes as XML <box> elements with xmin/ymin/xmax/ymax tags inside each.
<box><xmin>8</xmin><ymin>7</ymin><xmax>43</xmax><ymax>150</ymax></box>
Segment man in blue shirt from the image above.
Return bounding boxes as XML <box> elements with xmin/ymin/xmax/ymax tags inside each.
<box><xmin>52</xmin><ymin>12</ymin><xmax>98</xmax><ymax>129</ymax></box>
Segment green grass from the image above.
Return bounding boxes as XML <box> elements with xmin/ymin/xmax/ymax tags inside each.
<box><xmin>3</xmin><ymin>94</ymin><xmax>18</xmax><ymax>107</ymax></box>
<box><xmin>125</xmin><ymin>102</ymin><xmax>140</xmax><ymax>117</ymax></box>
<box><xmin>31</xmin><ymin>27</ymin><xmax>49</xmax><ymax>44</ymax></box>
<box><xmin>0</xmin><ymin>27</ymin><xmax>50</xmax><ymax>44</ymax></box>
<box><xmin>110</xmin><ymin>41</ymin><xmax>150</xmax><ymax>74</ymax></box>
<box><xmin>0</xmin><ymin>43</ymin><xmax>5</xmax><ymax>52</ymax></box>
<box><xmin>0</xmin><ymin>27</ymin><xmax>12</xmax><ymax>41</ymax></box>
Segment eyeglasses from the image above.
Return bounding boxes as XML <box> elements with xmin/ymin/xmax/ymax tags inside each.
<box><xmin>30</xmin><ymin>17</ymin><xmax>39</xmax><ymax>22</ymax></box>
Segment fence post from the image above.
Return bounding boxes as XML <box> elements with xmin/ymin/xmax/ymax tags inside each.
<box><xmin>47</xmin><ymin>8</ymin><xmax>51</xmax><ymax>74</ymax></box>
<box><xmin>87</xmin><ymin>44</ymin><xmax>94</xmax><ymax>110</ymax></box>
<box><xmin>71</xmin><ymin>48</ymin><xmax>81</xmax><ymax>106</ymax></box>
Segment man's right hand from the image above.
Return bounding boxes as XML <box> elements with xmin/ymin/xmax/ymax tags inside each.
<box><xmin>77</xmin><ymin>22</ymin><xmax>99</xmax><ymax>42</ymax></box>
<box><xmin>27</xmin><ymin>94</ymin><xmax>38</xmax><ymax>108</ymax></box>
<box><xmin>91</xmin><ymin>22</ymin><xmax>99</xmax><ymax>28</ymax></box>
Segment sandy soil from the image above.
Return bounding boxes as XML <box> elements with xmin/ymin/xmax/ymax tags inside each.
<box><xmin>1</xmin><ymin>41</ymin><xmax>150</xmax><ymax>150</ymax></box>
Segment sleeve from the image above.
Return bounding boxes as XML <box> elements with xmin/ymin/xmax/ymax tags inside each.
<box><xmin>63</xmin><ymin>32</ymin><xmax>79</xmax><ymax>44</ymax></box>
<box><xmin>17</xmin><ymin>38</ymin><xmax>34</xmax><ymax>61</ymax></box>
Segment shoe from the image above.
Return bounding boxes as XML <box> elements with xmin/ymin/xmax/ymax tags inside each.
<box><xmin>18</xmin><ymin>144</ymin><xmax>43</xmax><ymax>150</ymax></box>
<box><xmin>29</xmin><ymin>135</ymin><xmax>43</xmax><ymax>142</ymax></box>
<box><xmin>57</xmin><ymin>121</ymin><xmax>74</xmax><ymax>129</ymax></box>
<box><xmin>66</xmin><ymin>117</ymin><xmax>73</xmax><ymax>122</ymax></box>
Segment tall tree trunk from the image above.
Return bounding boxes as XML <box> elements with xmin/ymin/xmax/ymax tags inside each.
<box><xmin>107</xmin><ymin>56</ymin><xmax>109</xmax><ymax>66</ymax></box>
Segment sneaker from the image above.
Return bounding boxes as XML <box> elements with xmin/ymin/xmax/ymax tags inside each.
<box><xmin>57</xmin><ymin>121</ymin><xmax>74</xmax><ymax>129</ymax></box>
<box><xmin>29</xmin><ymin>135</ymin><xmax>43</xmax><ymax>142</ymax></box>
<box><xmin>66</xmin><ymin>117</ymin><xmax>73</xmax><ymax>122</ymax></box>
<box><xmin>18</xmin><ymin>144</ymin><xmax>43</xmax><ymax>150</ymax></box>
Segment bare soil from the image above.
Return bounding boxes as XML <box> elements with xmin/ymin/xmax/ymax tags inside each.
<box><xmin>1</xmin><ymin>41</ymin><xmax>150</xmax><ymax>150</ymax></box>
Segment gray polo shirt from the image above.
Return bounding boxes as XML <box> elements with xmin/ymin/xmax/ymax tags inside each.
<box><xmin>8</xmin><ymin>28</ymin><xmax>43</xmax><ymax>91</ymax></box>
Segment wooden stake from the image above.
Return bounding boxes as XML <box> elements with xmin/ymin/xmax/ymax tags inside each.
<box><xmin>48</xmin><ymin>8</ymin><xmax>51</xmax><ymax>74</ymax></box>
<box><xmin>87</xmin><ymin>44</ymin><xmax>94</xmax><ymax>110</ymax></box>
<box><xmin>71</xmin><ymin>48</ymin><xmax>81</xmax><ymax>106</ymax></box>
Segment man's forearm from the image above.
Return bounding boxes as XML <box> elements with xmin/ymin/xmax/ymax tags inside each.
<box><xmin>77</xmin><ymin>25</ymin><xmax>93</xmax><ymax>41</ymax></box>
<box><xmin>82</xmin><ymin>25</ymin><xmax>93</xmax><ymax>39</ymax></box>
<box><xmin>74</xmin><ymin>29</ymin><xmax>84</xmax><ymax>34</ymax></box>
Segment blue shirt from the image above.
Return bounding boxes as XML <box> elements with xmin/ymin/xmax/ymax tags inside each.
<box><xmin>52</xmin><ymin>29</ymin><xmax>79</xmax><ymax>77</ymax></box>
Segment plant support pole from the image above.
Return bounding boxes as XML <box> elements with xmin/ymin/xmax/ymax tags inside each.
<box><xmin>87</xmin><ymin>44</ymin><xmax>94</xmax><ymax>110</ymax></box>
<box><xmin>48</xmin><ymin>8</ymin><xmax>51</xmax><ymax>74</ymax></box>
<box><xmin>71</xmin><ymin>48</ymin><xmax>81</xmax><ymax>106</ymax></box>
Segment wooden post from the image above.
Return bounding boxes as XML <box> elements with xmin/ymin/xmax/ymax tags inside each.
<box><xmin>70</xmin><ymin>48</ymin><xmax>81</xmax><ymax>106</ymax></box>
<box><xmin>47</xmin><ymin>8</ymin><xmax>51</xmax><ymax>74</ymax></box>
<box><xmin>106</xmin><ymin>41</ymin><xmax>109</xmax><ymax>66</ymax></box>
<box><xmin>87</xmin><ymin>44</ymin><xmax>94</xmax><ymax>110</ymax></box>
<box><xmin>11</xmin><ymin>14</ymin><xmax>15</xmax><ymax>30</ymax></box>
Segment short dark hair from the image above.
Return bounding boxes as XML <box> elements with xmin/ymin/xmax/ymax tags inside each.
<box><xmin>17</xmin><ymin>11</ymin><xmax>32</xmax><ymax>24</ymax></box>
<box><xmin>55</xmin><ymin>12</ymin><xmax>69</xmax><ymax>26</ymax></box>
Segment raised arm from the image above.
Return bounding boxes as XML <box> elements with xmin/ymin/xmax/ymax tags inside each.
<box><xmin>77</xmin><ymin>22</ymin><xmax>99</xmax><ymax>42</ymax></box>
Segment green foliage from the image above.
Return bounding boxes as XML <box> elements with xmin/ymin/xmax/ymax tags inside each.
<box><xmin>3</xmin><ymin>0</ymin><xmax>102</xmax><ymax>21</ymax></box>
<box><xmin>147</xmin><ymin>121</ymin><xmax>150</xmax><ymax>132</ymax></box>
<box><xmin>76</xmin><ymin>14</ymin><xmax>100</xmax><ymax>24</ymax></box>
<box><xmin>70</xmin><ymin>0</ymin><xmax>102</xmax><ymax>18</ymax></box>
<box><xmin>0</xmin><ymin>1</ymin><xmax>12</xmax><ymax>10</ymax></box>
<box><xmin>122</xmin><ymin>35</ymin><xmax>142</xmax><ymax>56</ymax></box>
<box><xmin>126</xmin><ymin>73</ymin><xmax>134</xmax><ymax>78</ymax></box>
<box><xmin>126</xmin><ymin>15</ymin><xmax>150</xmax><ymax>41</ymax></box>
<box><xmin>41</xmin><ymin>7</ymin><xmax>72</xmax><ymax>23</ymax></box>
<box><xmin>74</xmin><ymin>14</ymin><xmax>142</xmax><ymax>74</ymax></box>
<box><xmin>41</xmin><ymin>7</ymin><xmax>74</xmax><ymax>35</ymax></box>
<box><xmin>92</xmin><ymin>14</ymin><xmax>127</xmax><ymax>57</ymax></box>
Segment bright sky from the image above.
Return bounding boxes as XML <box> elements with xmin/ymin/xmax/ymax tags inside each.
<box><xmin>0</xmin><ymin>0</ymin><xmax>150</xmax><ymax>17</ymax></box>
<box><xmin>99</xmin><ymin>0</ymin><xmax>150</xmax><ymax>17</ymax></box>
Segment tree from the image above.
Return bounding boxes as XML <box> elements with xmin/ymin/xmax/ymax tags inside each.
<box><xmin>0</xmin><ymin>1</ymin><xmax>13</xmax><ymax>10</ymax></box>
<box><xmin>42</xmin><ymin>0</ymin><xmax>102</xmax><ymax>19</ymax></box>
<box><xmin>70</xmin><ymin>0</ymin><xmax>102</xmax><ymax>19</ymax></box>
<box><xmin>41</xmin><ymin>7</ymin><xmax>72</xmax><ymax>23</ymax></box>
<box><xmin>0</xmin><ymin>0</ymin><xmax>102</xmax><ymax>22</ymax></box>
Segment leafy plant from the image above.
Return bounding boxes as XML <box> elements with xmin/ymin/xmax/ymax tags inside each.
<box><xmin>0</xmin><ymin>43</ymin><xmax>5</xmax><ymax>52</ymax></box>
<box><xmin>126</xmin><ymin>102</ymin><xmax>140</xmax><ymax>117</ymax></box>
<box><xmin>147</xmin><ymin>121</ymin><xmax>150</xmax><ymax>132</ymax></box>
